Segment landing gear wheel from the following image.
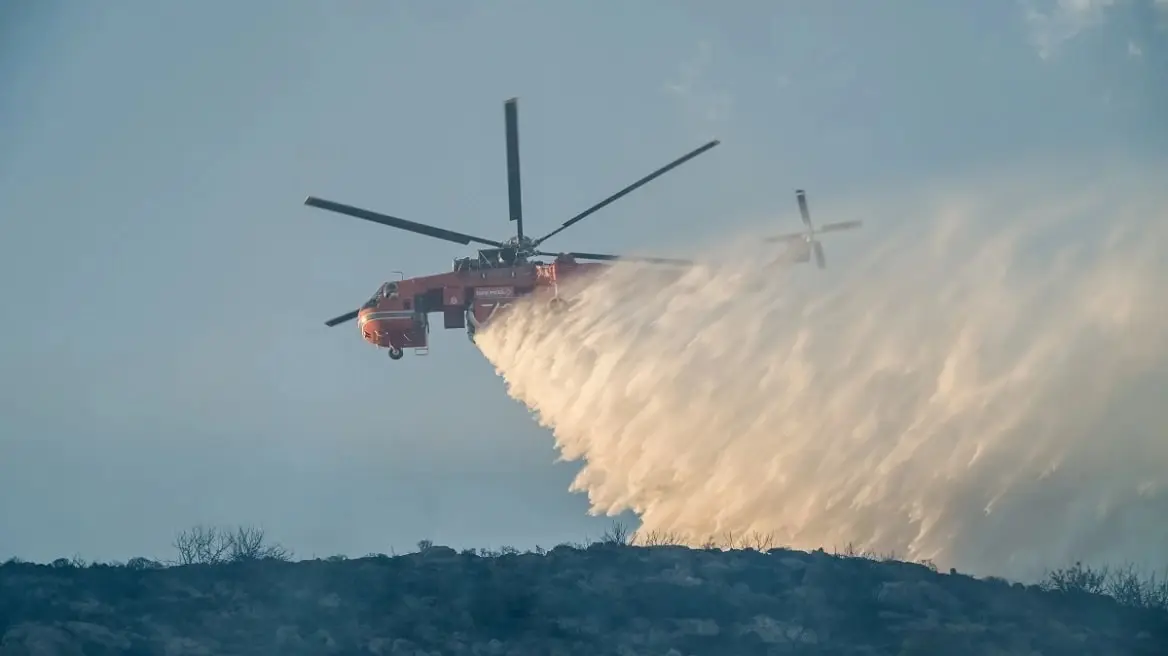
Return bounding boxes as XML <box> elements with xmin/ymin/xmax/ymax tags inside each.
<box><xmin>548</xmin><ymin>297</ymin><xmax>568</xmax><ymax>313</ymax></box>
<box><xmin>387</xmin><ymin>347</ymin><xmax>404</xmax><ymax>360</ymax></box>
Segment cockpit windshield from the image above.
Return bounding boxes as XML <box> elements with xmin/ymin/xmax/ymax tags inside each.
<box><xmin>362</xmin><ymin>281</ymin><xmax>399</xmax><ymax>308</ymax></box>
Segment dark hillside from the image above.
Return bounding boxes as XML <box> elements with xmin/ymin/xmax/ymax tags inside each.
<box><xmin>2</xmin><ymin>538</ymin><xmax>1166</xmax><ymax>655</ymax></box>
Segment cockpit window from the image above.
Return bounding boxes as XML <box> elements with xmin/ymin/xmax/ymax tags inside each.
<box><xmin>363</xmin><ymin>282</ymin><xmax>399</xmax><ymax>308</ymax></box>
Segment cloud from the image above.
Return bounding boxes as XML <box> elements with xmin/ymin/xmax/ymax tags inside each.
<box><xmin>1127</xmin><ymin>39</ymin><xmax>1143</xmax><ymax>56</ymax></box>
<box><xmin>664</xmin><ymin>40</ymin><xmax>732</xmax><ymax>125</ymax></box>
<box><xmin>1022</xmin><ymin>0</ymin><xmax>1119</xmax><ymax>59</ymax></box>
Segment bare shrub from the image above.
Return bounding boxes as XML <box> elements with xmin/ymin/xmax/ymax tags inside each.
<box><xmin>237</xmin><ymin>525</ymin><xmax>291</xmax><ymax>562</ymax></box>
<box><xmin>636</xmin><ymin>530</ymin><xmax>686</xmax><ymax>547</ymax></box>
<box><xmin>720</xmin><ymin>530</ymin><xmax>742</xmax><ymax>549</ymax></box>
<box><xmin>1142</xmin><ymin>572</ymin><xmax>1168</xmax><ymax>611</ymax></box>
<box><xmin>600</xmin><ymin>520</ymin><xmax>632</xmax><ymax>545</ymax></box>
<box><xmin>173</xmin><ymin>525</ymin><xmax>230</xmax><ymax>565</ymax></box>
<box><xmin>1106</xmin><ymin>563</ymin><xmax>1147</xmax><ymax>607</ymax></box>
<box><xmin>1042</xmin><ymin>561</ymin><xmax>1108</xmax><ymax>595</ymax></box>
<box><xmin>744</xmin><ymin>531</ymin><xmax>776</xmax><ymax>551</ymax></box>
<box><xmin>1036</xmin><ymin>560</ymin><xmax>1168</xmax><ymax>612</ymax></box>
<box><xmin>172</xmin><ymin>524</ymin><xmax>290</xmax><ymax>565</ymax></box>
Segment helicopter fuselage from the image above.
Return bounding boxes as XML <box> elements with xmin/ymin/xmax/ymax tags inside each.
<box><xmin>356</xmin><ymin>255</ymin><xmax>606</xmax><ymax>358</ymax></box>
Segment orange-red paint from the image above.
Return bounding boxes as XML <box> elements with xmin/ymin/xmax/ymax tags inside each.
<box><xmin>357</xmin><ymin>255</ymin><xmax>607</xmax><ymax>354</ymax></box>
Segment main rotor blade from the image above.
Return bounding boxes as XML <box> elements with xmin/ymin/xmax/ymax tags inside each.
<box><xmin>763</xmin><ymin>232</ymin><xmax>808</xmax><ymax>243</ymax></box>
<box><xmin>304</xmin><ymin>197</ymin><xmax>505</xmax><ymax>248</ymax></box>
<box><xmin>765</xmin><ymin>220</ymin><xmax>862</xmax><ymax>242</ymax></box>
<box><xmin>812</xmin><ymin>241</ymin><xmax>826</xmax><ymax>269</ymax></box>
<box><xmin>324</xmin><ymin>309</ymin><xmax>360</xmax><ymax>327</ymax></box>
<box><xmin>796</xmin><ymin>189</ymin><xmax>812</xmax><ymax>228</ymax></box>
<box><xmin>542</xmin><ymin>250</ymin><xmax>694</xmax><ymax>266</ymax></box>
<box><xmin>533</xmin><ymin>139</ymin><xmax>721</xmax><ymax>246</ymax></box>
<box><xmin>504</xmin><ymin>98</ymin><xmax>524</xmax><ymax>241</ymax></box>
<box><xmin>817</xmin><ymin>220</ymin><xmax>863</xmax><ymax>233</ymax></box>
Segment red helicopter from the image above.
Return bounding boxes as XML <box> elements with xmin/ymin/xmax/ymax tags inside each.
<box><xmin>304</xmin><ymin>97</ymin><xmax>720</xmax><ymax>360</ymax></box>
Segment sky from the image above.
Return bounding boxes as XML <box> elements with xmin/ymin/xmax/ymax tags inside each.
<box><xmin>1</xmin><ymin>0</ymin><xmax>1164</xmax><ymax>564</ymax></box>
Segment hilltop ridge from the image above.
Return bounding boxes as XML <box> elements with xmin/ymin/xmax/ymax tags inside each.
<box><xmin>2</xmin><ymin>527</ymin><xmax>1166</xmax><ymax>655</ymax></box>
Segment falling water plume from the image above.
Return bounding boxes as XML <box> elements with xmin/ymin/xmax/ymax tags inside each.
<box><xmin>475</xmin><ymin>168</ymin><xmax>1168</xmax><ymax>580</ymax></box>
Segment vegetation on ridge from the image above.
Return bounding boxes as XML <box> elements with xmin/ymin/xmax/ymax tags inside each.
<box><xmin>2</xmin><ymin>521</ymin><xmax>1165</xmax><ymax>655</ymax></box>
<box><xmin>6</xmin><ymin>520</ymin><xmax>1168</xmax><ymax>612</ymax></box>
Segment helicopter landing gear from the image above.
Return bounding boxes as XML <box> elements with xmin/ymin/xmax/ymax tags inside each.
<box><xmin>548</xmin><ymin>297</ymin><xmax>568</xmax><ymax>313</ymax></box>
<box><xmin>387</xmin><ymin>346</ymin><xmax>404</xmax><ymax>360</ymax></box>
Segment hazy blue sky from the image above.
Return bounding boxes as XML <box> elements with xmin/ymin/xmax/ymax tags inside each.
<box><xmin>1</xmin><ymin>0</ymin><xmax>1164</xmax><ymax>563</ymax></box>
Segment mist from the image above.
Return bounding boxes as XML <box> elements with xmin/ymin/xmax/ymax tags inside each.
<box><xmin>474</xmin><ymin>165</ymin><xmax>1168</xmax><ymax>582</ymax></box>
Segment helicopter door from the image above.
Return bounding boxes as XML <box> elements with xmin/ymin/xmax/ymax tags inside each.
<box><xmin>442</xmin><ymin>285</ymin><xmax>466</xmax><ymax>329</ymax></box>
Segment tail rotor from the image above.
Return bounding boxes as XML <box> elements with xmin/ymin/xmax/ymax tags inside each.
<box><xmin>764</xmin><ymin>189</ymin><xmax>863</xmax><ymax>268</ymax></box>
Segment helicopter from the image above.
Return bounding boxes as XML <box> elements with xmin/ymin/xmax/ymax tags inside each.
<box><xmin>302</xmin><ymin>97</ymin><xmax>720</xmax><ymax>360</ymax></box>
<box><xmin>764</xmin><ymin>188</ymin><xmax>863</xmax><ymax>268</ymax></box>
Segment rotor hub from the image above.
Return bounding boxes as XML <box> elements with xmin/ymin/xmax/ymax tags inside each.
<box><xmin>504</xmin><ymin>235</ymin><xmax>537</xmax><ymax>254</ymax></box>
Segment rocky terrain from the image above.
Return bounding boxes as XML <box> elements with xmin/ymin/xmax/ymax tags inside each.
<box><xmin>2</xmin><ymin>531</ymin><xmax>1166</xmax><ymax>655</ymax></box>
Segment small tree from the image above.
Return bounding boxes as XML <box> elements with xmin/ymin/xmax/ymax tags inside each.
<box><xmin>228</xmin><ymin>525</ymin><xmax>291</xmax><ymax>562</ymax></box>
<box><xmin>1042</xmin><ymin>561</ymin><xmax>1108</xmax><ymax>595</ymax></box>
<box><xmin>173</xmin><ymin>525</ymin><xmax>230</xmax><ymax>565</ymax></box>
<box><xmin>172</xmin><ymin>524</ymin><xmax>290</xmax><ymax>565</ymax></box>
<box><xmin>600</xmin><ymin>520</ymin><xmax>632</xmax><ymax>545</ymax></box>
